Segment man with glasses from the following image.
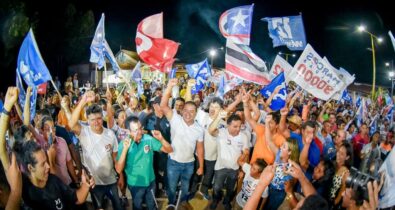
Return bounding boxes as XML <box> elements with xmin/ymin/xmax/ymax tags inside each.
<box><xmin>115</xmin><ymin>116</ymin><xmax>173</xmax><ymax>210</ymax></box>
<box><xmin>66</xmin><ymin>91</ymin><xmax>122</xmax><ymax>210</ymax></box>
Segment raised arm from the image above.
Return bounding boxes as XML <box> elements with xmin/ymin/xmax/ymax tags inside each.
<box><xmin>264</xmin><ymin>86</ymin><xmax>282</xmax><ymax>109</ymax></box>
<box><xmin>67</xmin><ymin>91</ymin><xmax>95</xmax><ymax>135</ymax></box>
<box><xmin>160</xmin><ymin>78</ymin><xmax>178</xmax><ymax>120</ymax></box>
<box><xmin>23</xmin><ymin>86</ymin><xmax>32</xmax><ymax>126</ymax></box>
<box><xmin>115</xmin><ymin>139</ymin><xmax>131</xmax><ymax>174</ymax></box>
<box><xmin>0</xmin><ymin>87</ymin><xmax>19</xmax><ymax>170</ymax></box>
<box><xmin>265</xmin><ymin>115</ymin><xmax>279</xmax><ymax>155</ymax></box>
<box><xmin>248</xmin><ymin>96</ymin><xmax>261</xmax><ymax>122</ymax></box>
<box><xmin>224</xmin><ymin>92</ymin><xmax>242</xmax><ymax>113</ymax></box>
<box><xmin>299</xmin><ymin>134</ymin><xmax>313</xmax><ymax>171</ymax></box>
<box><xmin>244</xmin><ymin>165</ymin><xmax>275</xmax><ymax>210</ymax></box>
<box><xmin>208</xmin><ymin>110</ymin><xmax>227</xmax><ymax>137</ymax></box>
<box><xmin>185</xmin><ymin>79</ymin><xmax>195</xmax><ymax>102</ymax></box>
<box><xmin>151</xmin><ymin>130</ymin><xmax>173</xmax><ymax>153</ymax></box>
<box><xmin>106</xmin><ymin>90</ymin><xmax>115</xmax><ymax>129</ymax></box>
<box><xmin>279</xmin><ymin>107</ymin><xmax>290</xmax><ymax>138</ymax></box>
<box><xmin>243</xmin><ymin>93</ymin><xmax>258</xmax><ymax>130</ymax></box>
<box><xmin>286</xmin><ymin>160</ymin><xmax>317</xmax><ymax>197</ymax></box>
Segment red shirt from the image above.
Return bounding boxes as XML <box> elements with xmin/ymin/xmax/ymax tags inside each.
<box><xmin>352</xmin><ymin>133</ymin><xmax>369</xmax><ymax>156</ymax></box>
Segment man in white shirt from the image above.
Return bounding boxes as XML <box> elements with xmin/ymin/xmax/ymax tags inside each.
<box><xmin>208</xmin><ymin>111</ymin><xmax>249</xmax><ymax>209</ymax></box>
<box><xmin>66</xmin><ymin>91</ymin><xmax>122</xmax><ymax>210</ymax></box>
<box><xmin>160</xmin><ymin>78</ymin><xmax>204</xmax><ymax>207</ymax></box>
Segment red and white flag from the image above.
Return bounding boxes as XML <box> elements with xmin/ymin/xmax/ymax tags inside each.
<box><xmin>135</xmin><ymin>13</ymin><xmax>179</xmax><ymax>73</ymax></box>
<box><xmin>225</xmin><ymin>39</ymin><xmax>271</xmax><ymax>85</ymax></box>
<box><xmin>37</xmin><ymin>82</ymin><xmax>47</xmax><ymax>95</ymax></box>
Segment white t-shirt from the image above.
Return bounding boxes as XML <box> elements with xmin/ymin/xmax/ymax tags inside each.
<box><xmin>195</xmin><ymin>110</ymin><xmax>225</xmax><ymax>161</ymax></box>
<box><xmin>78</xmin><ymin>124</ymin><xmax>118</xmax><ymax>185</ymax></box>
<box><xmin>236</xmin><ymin>163</ymin><xmax>269</xmax><ymax>208</ymax></box>
<box><xmin>215</xmin><ymin>128</ymin><xmax>249</xmax><ymax>170</ymax></box>
<box><xmin>169</xmin><ymin>114</ymin><xmax>204</xmax><ymax>163</ymax></box>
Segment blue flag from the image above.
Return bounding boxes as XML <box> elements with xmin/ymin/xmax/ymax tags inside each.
<box><xmin>216</xmin><ymin>74</ymin><xmax>226</xmax><ymax>99</ymax></box>
<box><xmin>262</xmin><ymin>15</ymin><xmax>307</xmax><ymax>51</ymax></box>
<box><xmin>260</xmin><ymin>72</ymin><xmax>287</xmax><ymax>111</ymax></box>
<box><xmin>16</xmin><ymin>73</ymin><xmax>38</xmax><ymax>121</ymax></box>
<box><xmin>90</xmin><ymin>13</ymin><xmax>120</xmax><ymax>73</ymax></box>
<box><xmin>90</xmin><ymin>13</ymin><xmax>106</xmax><ymax>69</ymax></box>
<box><xmin>17</xmin><ymin>29</ymin><xmax>52</xmax><ymax>86</ymax></box>
<box><xmin>131</xmin><ymin>62</ymin><xmax>143</xmax><ymax>96</ymax></box>
<box><xmin>169</xmin><ymin>67</ymin><xmax>177</xmax><ymax>79</ymax></box>
<box><xmin>341</xmin><ymin>90</ymin><xmax>352</xmax><ymax>103</ymax></box>
<box><xmin>355</xmin><ymin>96</ymin><xmax>361</xmax><ymax>108</ymax></box>
<box><xmin>219</xmin><ymin>4</ymin><xmax>254</xmax><ymax>45</ymax></box>
<box><xmin>185</xmin><ymin>59</ymin><xmax>212</xmax><ymax>94</ymax></box>
<box><xmin>103</xmin><ymin>40</ymin><xmax>120</xmax><ymax>73</ymax></box>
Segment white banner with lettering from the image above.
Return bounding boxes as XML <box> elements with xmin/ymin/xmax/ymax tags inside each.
<box><xmin>288</xmin><ymin>44</ymin><xmax>345</xmax><ymax>100</ymax></box>
<box><xmin>269</xmin><ymin>55</ymin><xmax>293</xmax><ymax>83</ymax></box>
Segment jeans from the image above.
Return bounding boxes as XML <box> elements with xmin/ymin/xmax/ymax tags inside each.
<box><xmin>128</xmin><ymin>181</ymin><xmax>157</xmax><ymax>210</ymax></box>
<box><xmin>90</xmin><ymin>183</ymin><xmax>122</xmax><ymax>210</ymax></box>
<box><xmin>212</xmin><ymin>168</ymin><xmax>238</xmax><ymax>205</ymax></box>
<box><xmin>264</xmin><ymin>185</ymin><xmax>286</xmax><ymax>210</ymax></box>
<box><xmin>190</xmin><ymin>159</ymin><xmax>216</xmax><ymax>195</ymax></box>
<box><xmin>167</xmin><ymin>158</ymin><xmax>194</xmax><ymax>205</ymax></box>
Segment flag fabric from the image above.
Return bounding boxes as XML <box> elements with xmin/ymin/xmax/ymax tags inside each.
<box><xmin>136</xmin><ymin>13</ymin><xmax>179</xmax><ymax>73</ymax></box>
<box><xmin>225</xmin><ymin>39</ymin><xmax>271</xmax><ymax>85</ymax></box>
<box><xmin>131</xmin><ymin>62</ymin><xmax>144</xmax><ymax>96</ymax></box>
<box><xmin>216</xmin><ymin>73</ymin><xmax>226</xmax><ymax>99</ymax></box>
<box><xmin>37</xmin><ymin>82</ymin><xmax>47</xmax><ymax>95</ymax></box>
<box><xmin>90</xmin><ymin>13</ymin><xmax>106</xmax><ymax>69</ymax></box>
<box><xmin>355</xmin><ymin>98</ymin><xmax>365</xmax><ymax>127</ymax></box>
<box><xmin>269</xmin><ymin>55</ymin><xmax>293</xmax><ymax>82</ymax></box>
<box><xmin>260</xmin><ymin>72</ymin><xmax>287</xmax><ymax>111</ymax></box>
<box><xmin>262</xmin><ymin>15</ymin><xmax>307</xmax><ymax>51</ymax></box>
<box><xmin>90</xmin><ymin>14</ymin><xmax>120</xmax><ymax>73</ymax></box>
<box><xmin>341</xmin><ymin>90</ymin><xmax>352</xmax><ymax>103</ymax></box>
<box><xmin>17</xmin><ymin>29</ymin><xmax>52</xmax><ymax>86</ymax></box>
<box><xmin>169</xmin><ymin>67</ymin><xmax>177</xmax><ymax>79</ymax></box>
<box><xmin>355</xmin><ymin>96</ymin><xmax>361</xmax><ymax>108</ymax></box>
<box><xmin>288</xmin><ymin>44</ymin><xmax>345</xmax><ymax>100</ymax></box>
<box><xmin>378</xmin><ymin>148</ymin><xmax>395</xmax><ymax>209</ymax></box>
<box><xmin>16</xmin><ymin>73</ymin><xmax>37</xmax><ymax>121</ymax></box>
<box><xmin>185</xmin><ymin>59</ymin><xmax>212</xmax><ymax>94</ymax></box>
<box><xmin>385</xmin><ymin>94</ymin><xmax>393</xmax><ymax>105</ymax></box>
<box><xmin>103</xmin><ymin>40</ymin><xmax>120</xmax><ymax>72</ymax></box>
<box><xmin>219</xmin><ymin>4</ymin><xmax>254</xmax><ymax>45</ymax></box>
<box><xmin>389</xmin><ymin>31</ymin><xmax>395</xmax><ymax>53</ymax></box>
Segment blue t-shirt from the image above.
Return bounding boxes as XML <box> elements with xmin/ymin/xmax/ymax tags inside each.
<box><xmin>270</xmin><ymin>151</ymin><xmax>292</xmax><ymax>190</ymax></box>
<box><xmin>291</xmin><ymin>132</ymin><xmax>321</xmax><ymax>167</ymax></box>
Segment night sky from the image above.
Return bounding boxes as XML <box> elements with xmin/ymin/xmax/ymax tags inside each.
<box><xmin>1</xmin><ymin>0</ymin><xmax>395</xmax><ymax>92</ymax></box>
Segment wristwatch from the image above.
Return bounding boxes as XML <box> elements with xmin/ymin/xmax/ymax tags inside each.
<box><xmin>285</xmin><ymin>193</ymin><xmax>294</xmax><ymax>201</ymax></box>
<box><xmin>2</xmin><ymin>108</ymin><xmax>10</xmax><ymax>116</ymax></box>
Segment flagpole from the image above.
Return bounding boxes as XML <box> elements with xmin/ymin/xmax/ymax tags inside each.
<box><xmin>104</xmin><ymin>63</ymin><xmax>109</xmax><ymax>90</ymax></box>
<box><xmin>95</xmin><ymin>64</ymin><xmax>98</xmax><ymax>88</ymax></box>
<box><xmin>50</xmin><ymin>79</ymin><xmax>62</xmax><ymax>97</ymax></box>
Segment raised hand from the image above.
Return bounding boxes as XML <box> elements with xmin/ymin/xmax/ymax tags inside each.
<box><xmin>285</xmin><ymin>160</ymin><xmax>304</xmax><ymax>180</ymax></box>
<box><xmin>6</xmin><ymin>153</ymin><xmax>22</xmax><ymax>195</ymax></box>
<box><xmin>168</xmin><ymin>78</ymin><xmax>178</xmax><ymax>88</ymax></box>
<box><xmin>280</xmin><ymin>107</ymin><xmax>289</xmax><ymax>116</ymax></box>
<box><xmin>106</xmin><ymin>89</ymin><xmax>112</xmax><ymax>102</ymax></box>
<box><xmin>151</xmin><ymin>130</ymin><xmax>163</xmax><ymax>140</ymax></box>
<box><xmin>217</xmin><ymin>110</ymin><xmax>228</xmax><ymax>119</ymax></box>
<box><xmin>265</xmin><ymin>114</ymin><xmax>273</xmax><ymax>125</ymax></box>
<box><xmin>123</xmin><ymin>138</ymin><xmax>131</xmax><ymax>150</ymax></box>
<box><xmin>81</xmin><ymin>91</ymin><xmax>96</xmax><ymax>104</ymax></box>
<box><xmin>187</xmin><ymin>79</ymin><xmax>196</xmax><ymax>88</ymax></box>
<box><xmin>4</xmin><ymin>87</ymin><xmax>19</xmax><ymax>110</ymax></box>
<box><xmin>259</xmin><ymin>165</ymin><xmax>275</xmax><ymax>186</ymax></box>
<box><xmin>61</xmin><ymin>96</ymin><xmax>70</xmax><ymax>110</ymax></box>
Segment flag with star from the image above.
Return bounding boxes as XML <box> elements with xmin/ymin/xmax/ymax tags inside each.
<box><xmin>219</xmin><ymin>4</ymin><xmax>254</xmax><ymax>45</ymax></box>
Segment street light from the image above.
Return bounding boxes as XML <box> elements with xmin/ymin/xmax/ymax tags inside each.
<box><xmin>357</xmin><ymin>24</ymin><xmax>383</xmax><ymax>98</ymax></box>
<box><xmin>278</xmin><ymin>52</ymin><xmax>296</xmax><ymax>62</ymax></box>
<box><xmin>389</xmin><ymin>71</ymin><xmax>395</xmax><ymax>97</ymax></box>
<box><xmin>209</xmin><ymin>49</ymin><xmax>217</xmax><ymax>68</ymax></box>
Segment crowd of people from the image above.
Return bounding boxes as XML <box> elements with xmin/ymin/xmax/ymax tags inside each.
<box><xmin>0</xmin><ymin>72</ymin><xmax>393</xmax><ymax>210</ymax></box>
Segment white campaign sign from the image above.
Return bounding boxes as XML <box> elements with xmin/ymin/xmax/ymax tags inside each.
<box><xmin>288</xmin><ymin>44</ymin><xmax>345</xmax><ymax>100</ymax></box>
<box><xmin>269</xmin><ymin>55</ymin><xmax>293</xmax><ymax>83</ymax></box>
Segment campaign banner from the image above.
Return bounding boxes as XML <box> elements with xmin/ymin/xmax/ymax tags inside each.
<box><xmin>288</xmin><ymin>44</ymin><xmax>345</xmax><ymax>100</ymax></box>
<box><xmin>269</xmin><ymin>55</ymin><xmax>293</xmax><ymax>82</ymax></box>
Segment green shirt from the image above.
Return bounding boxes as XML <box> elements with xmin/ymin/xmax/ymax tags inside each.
<box><xmin>117</xmin><ymin>134</ymin><xmax>162</xmax><ymax>187</ymax></box>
